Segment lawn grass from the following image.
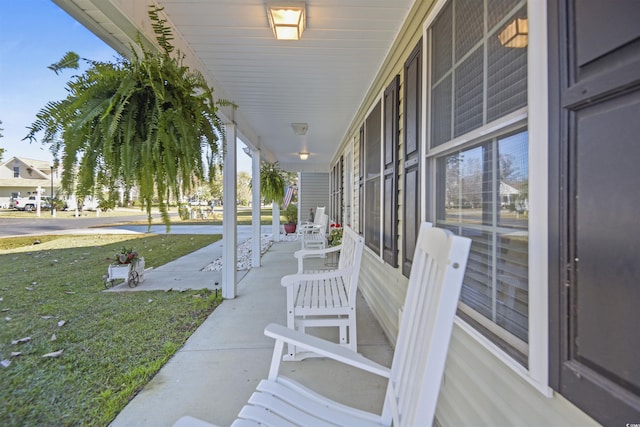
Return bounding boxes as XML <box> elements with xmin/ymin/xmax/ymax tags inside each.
<box><xmin>0</xmin><ymin>206</ymin><xmax>282</xmax><ymax>226</ymax></box>
<box><xmin>0</xmin><ymin>233</ymin><xmax>222</xmax><ymax>426</ymax></box>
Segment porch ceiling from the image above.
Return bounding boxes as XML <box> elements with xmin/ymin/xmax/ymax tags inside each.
<box><xmin>52</xmin><ymin>0</ymin><xmax>415</xmax><ymax>172</ymax></box>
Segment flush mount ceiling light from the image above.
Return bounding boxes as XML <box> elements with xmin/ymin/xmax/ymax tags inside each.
<box><xmin>299</xmin><ymin>152</ymin><xmax>309</xmax><ymax>160</ymax></box>
<box><xmin>498</xmin><ymin>17</ymin><xmax>528</xmax><ymax>48</ymax></box>
<box><xmin>267</xmin><ymin>2</ymin><xmax>306</xmax><ymax>41</ymax></box>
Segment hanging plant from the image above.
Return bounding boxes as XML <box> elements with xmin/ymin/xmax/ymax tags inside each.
<box><xmin>24</xmin><ymin>5</ymin><xmax>233</xmax><ymax>227</ymax></box>
<box><xmin>259</xmin><ymin>162</ymin><xmax>286</xmax><ymax>205</ymax></box>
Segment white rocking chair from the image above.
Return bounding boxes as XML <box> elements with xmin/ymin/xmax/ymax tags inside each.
<box><xmin>175</xmin><ymin>223</ymin><xmax>471</xmax><ymax>427</ymax></box>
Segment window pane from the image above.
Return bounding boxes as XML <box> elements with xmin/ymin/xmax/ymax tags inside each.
<box><xmin>460</xmin><ymin>228</ymin><xmax>493</xmax><ymax>320</ymax></box>
<box><xmin>436</xmin><ymin>130</ymin><xmax>529</xmax><ymax>348</ymax></box>
<box><xmin>454</xmin><ymin>47</ymin><xmax>484</xmax><ymax>137</ymax></box>
<box><xmin>487</xmin><ymin>0</ymin><xmax>521</xmax><ymax>29</ymax></box>
<box><xmin>455</xmin><ymin>0</ymin><xmax>483</xmax><ymax>61</ymax></box>
<box><xmin>498</xmin><ymin>131</ymin><xmax>528</xmax><ymax>228</ymax></box>
<box><xmin>487</xmin><ymin>7</ymin><xmax>528</xmax><ymax>122</ymax></box>
<box><xmin>365</xmin><ymin>178</ymin><xmax>381</xmax><ymax>254</ymax></box>
<box><xmin>431</xmin><ymin>75</ymin><xmax>452</xmax><ymax>147</ymax></box>
<box><xmin>365</xmin><ymin>103</ymin><xmax>381</xmax><ymax>179</ymax></box>
<box><xmin>496</xmin><ymin>231</ymin><xmax>528</xmax><ymax>341</ymax></box>
<box><xmin>432</xmin><ymin>2</ymin><xmax>453</xmax><ymax>82</ymax></box>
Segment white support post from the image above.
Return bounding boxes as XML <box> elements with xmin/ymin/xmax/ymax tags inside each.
<box><xmin>36</xmin><ymin>186</ymin><xmax>42</xmax><ymax>217</ymax></box>
<box><xmin>222</xmin><ymin>123</ymin><xmax>238</xmax><ymax>299</ymax></box>
<box><xmin>272</xmin><ymin>202</ymin><xmax>281</xmax><ymax>242</ymax></box>
<box><xmin>251</xmin><ymin>148</ymin><xmax>262</xmax><ymax>268</ymax></box>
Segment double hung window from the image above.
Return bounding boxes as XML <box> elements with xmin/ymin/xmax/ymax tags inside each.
<box><xmin>427</xmin><ymin>0</ymin><xmax>529</xmax><ymax>361</ymax></box>
<box><xmin>363</xmin><ymin>102</ymin><xmax>382</xmax><ymax>254</ymax></box>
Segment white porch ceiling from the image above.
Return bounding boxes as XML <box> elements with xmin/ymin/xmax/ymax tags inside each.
<box><xmin>53</xmin><ymin>0</ymin><xmax>415</xmax><ymax>172</ymax></box>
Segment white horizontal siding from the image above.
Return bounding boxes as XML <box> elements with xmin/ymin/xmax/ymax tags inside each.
<box><xmin>358</xmin><ymin>249</ymin><xmax>407</xmax><ymax>342</ymax></box>
<box><xmin>436</xmin><ymin>323</ymin><xmax>601</xmax><ymax>427</ymax></box>
<box><xmin>299</xmin><ymin>173</ymin><xmax>329</xmax><ymax>223</ymax></box>
<box><xmin>334</xmin><ymin>1</ymin><xmax>600</xmax><ymax>426</ymax></box>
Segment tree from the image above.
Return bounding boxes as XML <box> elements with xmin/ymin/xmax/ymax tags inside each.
<box><xmin>208</xmin><ymin>167</ymin><xmax>224</xmax><ymax>202</ymax></box>
<box><xmin>24</xmin><ymin>6</ymin><xmax>232</xmax><ymax>227</ymax></box>
<box><xmin>237</xmin><ymin>171</ymin><xmax>252</xmax><ymax>206</ymax></box>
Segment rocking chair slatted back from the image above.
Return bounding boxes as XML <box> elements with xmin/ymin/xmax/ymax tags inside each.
<box><xmin>382</xmin><ymin>223</ymin><xmax>471</xmax><ymax>426</ymax></box>
<box><xmin>338</xmin><ymin>226</ymin><xmax>364</xmax><ymax>304</ymax></box>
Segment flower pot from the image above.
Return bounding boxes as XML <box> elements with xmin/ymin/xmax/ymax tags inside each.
<box><xmin>284</xmin><ymin>223</ymin><xmax>297</xmax><ymax>234</ymax></box>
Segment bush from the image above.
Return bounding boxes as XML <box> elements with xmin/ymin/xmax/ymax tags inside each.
<box><xmin>178</xmin><ymin>205</ymin><xmax>190</xmax><ymax>220</ymax></box>
<box><xmin>283</xmin><ymin>204</ymin><xmax>298</xmax><ymax>223</ymax></box>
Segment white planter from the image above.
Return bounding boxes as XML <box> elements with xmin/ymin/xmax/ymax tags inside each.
<box><xmin>106</xmin><ymin>257</ymin><xmax>145</xmax><ymax>288</ymax></box>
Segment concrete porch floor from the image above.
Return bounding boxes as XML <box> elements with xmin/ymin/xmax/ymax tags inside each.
<box><xmin>109</xmin><ymin>240</ymin><xmax>394</xmax><ymax>427</ymax></box>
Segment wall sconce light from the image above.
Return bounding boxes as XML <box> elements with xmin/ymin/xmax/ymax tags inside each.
<box><xmin>498</xmin><ymin>17</ymin><xmax>528</xmax><ymax>48</ymax></box>
<box><xmin>299</xmin><ymin>152</ymin><xmax>309</xmax><ymax>160</ymax></box>
<box><xmin>267</xmin><ymin>2</ymin><xmax>306</xmax><ymax>41</ymax></box>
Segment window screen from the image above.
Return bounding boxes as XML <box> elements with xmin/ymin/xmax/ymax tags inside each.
<box><xmin>430</xmin><ymin>1</ymin><xmax>528</xmax><ymax>147</ymax></box>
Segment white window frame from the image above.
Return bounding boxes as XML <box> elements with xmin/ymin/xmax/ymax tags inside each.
<box><xmin>422</xmin><ymin>0</ymin><xmax>551</xmax><ymax>397</ymax></box>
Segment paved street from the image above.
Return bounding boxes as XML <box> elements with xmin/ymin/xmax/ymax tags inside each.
<box><xmin>0</xmin><ymin>209</ymin><xmax>275</xmax><ymax>241</ymax></box>
<box><xmin>0</xmin><ymin>210</ymin><xmax>170</xmax><ymax>237</ymax></box>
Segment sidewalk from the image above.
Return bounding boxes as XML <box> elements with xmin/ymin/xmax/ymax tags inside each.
<box><xmin>104</xmin><ymin>238</ymin><xmax>245</xmax><ymax>293</ymax></box>
<box><xmin>109</xmin><ymin>240</ymin><xmax>394</xmax><ymax>427</ymax></box>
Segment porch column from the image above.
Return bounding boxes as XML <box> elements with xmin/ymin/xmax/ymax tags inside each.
<box><xmin>251</xmin><ymin>148</ymin><xmax>261</xmax><ymax>268</ymax></box>
<box><xmin>272</xmin><ymin>203</ymin><xmax>280</xmax><ymax>242</ymax></box>
<box><xmin>222</xmin><ymin>123</ymin><xmax>238</xmax><ymax>299</ymax></box>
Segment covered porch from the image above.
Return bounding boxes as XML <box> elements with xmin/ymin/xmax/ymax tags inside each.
<box><xmin>45</xmin><ymin>0</ymin><xmax>640</xmax><ymax>425</ymax></box>
<box><xmin>109</xmin><ymin>240</ymin><xmax>394</xmax><ymax>427</ymax></box>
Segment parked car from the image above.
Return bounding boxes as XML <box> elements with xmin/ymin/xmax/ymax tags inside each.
<box><xmin>10</xmin><ymin>196</ymin><xmax>51</xmax><ymax>211</ymax></box>
<box><xmin>9</xmin><ymin>197</ymin><xmax>21</xmax><ymax>209</ymax></box>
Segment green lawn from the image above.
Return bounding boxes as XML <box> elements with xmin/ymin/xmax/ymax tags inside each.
<box><xmin>0</xmin><ymin>233</ymin><xmax>222</xmax><ymax>426</ymax></box>
<box><xmin>0</xmin><ymin>206</ymin><xmax>285</xmax><ymax>228</ymax></box>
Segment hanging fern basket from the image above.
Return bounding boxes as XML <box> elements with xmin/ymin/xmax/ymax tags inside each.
<box><xmin>260</xmin><ymin>163</ymin><xmax>285</xmax><ymax>205</ymax></box>
<box><xmin>25</xmin><ymin>5</ymin><xmax>233</xmax><ymax>228</ymax></box>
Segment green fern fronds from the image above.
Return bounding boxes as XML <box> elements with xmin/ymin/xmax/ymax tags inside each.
<box><xmin>24</xmin><ymin>4</ymin><xmax>234</xmax><ymax>228</ymax></box>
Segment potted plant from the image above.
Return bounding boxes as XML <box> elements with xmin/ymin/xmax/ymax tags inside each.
<box><xmin>25</xmin><ymin>5</ymin><xmax>232</xmax><ymax>229</ymax></box>
<box><xmin>327</xmin><ymin>225</ymin><xmax>343</xmax><ymax>246</ymax></box>
<box><xmin>283</xmin><ymin>203</ymin><xmax>298</xmax><ymax>234</ymax></box>
<box><xmin>115</xmin><ymin>246</ymin><xmax>140</xmax><ymax>266</ymax></box>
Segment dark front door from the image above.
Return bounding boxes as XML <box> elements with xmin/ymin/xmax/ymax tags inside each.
<box><xmin>549</xmin><ymin>1</ymin><xmax>640</xmax><ymax>425</ymax></box>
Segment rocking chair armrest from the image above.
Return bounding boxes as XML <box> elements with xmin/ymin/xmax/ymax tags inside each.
<box><xmin>298</xmin><ymin>222</ymin><xmax>321</xmax><ymax>231</ymax></box>
<box><xmin>294</xmin><ymin>244</ymin><xmax>341</xmax><ymax>259</ymax></box>
<box><xmin>264</xmin><ymin>323</ymin><xmax>390</xmax><ymax>379</ymax></box>
<box><xmin>280</xmin><ymin>267</ymin><xmax>353</xmax><ymax>287</ymax></box>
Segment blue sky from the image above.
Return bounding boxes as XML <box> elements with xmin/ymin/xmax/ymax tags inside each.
<box><xmin>0</xmin><ymin>0</ymin><xmax>251</xmax><ymax>171</ymax></box>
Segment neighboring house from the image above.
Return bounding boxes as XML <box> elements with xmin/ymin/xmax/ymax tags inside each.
<box><xmin>0</xmin><ymin>156</ymin><xmax>58</xmax><ymax>208</ymax></box>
